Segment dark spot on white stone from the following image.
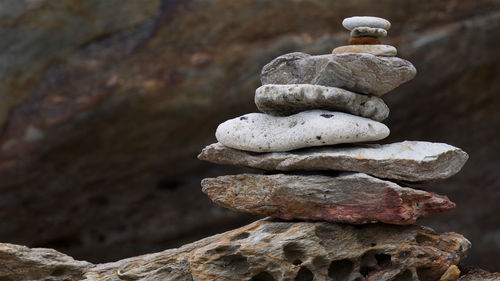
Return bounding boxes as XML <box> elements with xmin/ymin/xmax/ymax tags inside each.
<box><xmin>316</xmin><ymin>136</ymin><xmax>321</xmax><ymax>140</ymax></box>
<box><xmin>320</xmin><ymin>114</ymin><xmax>334</xmax><ymax>118</ymax></box>
<box><xmin>240</xmin><ymin>116</ymin><xmax>248</xmax><ymax>120</ymax></box>
<box><xmin>360</xmin><ymin>102</ymin><xmax>366</xmax><ymax>106</ymax></box>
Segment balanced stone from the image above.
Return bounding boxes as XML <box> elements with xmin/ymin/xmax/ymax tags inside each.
<box><xmin>342</xmin><ymin>16</ymin><xmax>391</xmax><ymax>30</ymax></box>
<box><xmin>201</xmin><ymin>173</ymin><xmax>455</xmax><ymax>225</ymax></box>
<box><xmin>351</xmin><ymin>26</ymin><xmax>387</xmax><ymax>37</ymax></box>
<box><xmin>261</xmin><ymin>52</ymin><xmax>416</xmax><ymax>96</ymax></box>
<box><xmin>198</xmin><ymin>141</ymin><xmax>469</xmax><ymax>182</ymax></box>
<box><xmin>332</xmin><ymin>45</ymin><xmax>397</xmax><ymax>57</ymax></box>
<box><xmin>215</xmin><ymin>110</ymin><xmax>390</xmax><ymax>152</ymax></box>
<box><xmin>349</xmin><ymin>36</ymin><xmax>382</xmax><ymax>45</ymax></box>
<box><xmin>254</xmin><ymin>84</ymin><xmax>389</xmax><ymax>121</ymax></box>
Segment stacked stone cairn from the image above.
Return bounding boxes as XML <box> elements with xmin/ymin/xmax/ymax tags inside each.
<box><xmin>198</xmin><ymin>16</ymin><xmax>471</xmax><ymax>281</ymax></box>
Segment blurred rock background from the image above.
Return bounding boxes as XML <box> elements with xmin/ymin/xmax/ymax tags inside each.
<box><xmin>0</xmin><ymin>0</ymin><xmax>499</xmax><ymax>271</ymax></box>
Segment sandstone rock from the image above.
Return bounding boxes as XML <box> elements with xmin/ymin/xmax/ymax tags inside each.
<box><xmin>261</xmin><ymin>52</ymin><xmax>416</xmax><ymax>96</ymax></box>
<box><xmin>0</xmin><ymin>219</ymin><xmax>471</xmax><ymax>281</ymax></box>
<box><xmin>349</xmin><ymin>36</ymin><xmax>383</xmax><ymax>45</ymax></box>
<box><xmin>332</xmin><ymin>44</ymin><xmax>397</xmax><ymax>56</ymax></box>
<box><xmin>351</xmin><ymin>26</ymin><xmax>388</xmax><ymax>37</ymax></box>
<box><xmin>215</xmin><ymin>110</ymin><xmax>390</xmax><ymax>152</ymax></box>
<box><xmin>343</xmin><ymin>16</ymin><xmax>391</xmax><ymax>30</ymax></box>
<box><xmin>254</xmin><ymin>84</ymin><xmax>389</xmax><ymax>121</ymax></box>
<box><xmin>440</xmin><ymin>265</ymin><xmax>461</xmax><ymax>281</ymax></box>
<box><xmin>201</xmin><ymin>173</ymin><xmax>455</xmax><ymax>225</ymax></box>
<box><xmin>199</xmin><ymin>141</ymin><xmax>468</xmax><ymax>182</ymax></box>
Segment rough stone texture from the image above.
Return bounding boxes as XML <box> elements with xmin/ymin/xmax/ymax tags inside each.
<box><xmin>201</xmin><ymin>173</ymin><xmax>455</xmax><ymax>225</ymax></box>
<box><xmin>0</xmin><ymin>219</ymin><xmax>471</xmax><ymax>281</ymax></box>
<box><xmin>261</xmin><ymin>52</ymin><xmax>416</xmax><ymax>96</ymax></box>
<box><xmin>440</xmin><ymin>265</ymin><xmax>461</xmax><ymax>281</ymax></box>
<box><xmin>458</xmin><ymin>267</ymin><xmax>500</xmax><ymax>281</ymax></box>
<box><xmin>254</xmin><ymin>84</ymin><xmax>389</xmax><ymax>121</ymax></box>
<box><xmin>199</xmin><ymin>141</ymin><xmax>469</xmax><ymax>182</ymax></box>
<box><xmin>0</xmin><ymin>0</ymin><xmax>499</xmax><ymax>271</ymax></box>
<box><xmin>343</xmin><ymin>16</ymin><xmax>392</xmax><ymax>30</ymax></box>
<box><xmin>351</xmin><ymin>26</ymin><xmax>388</xmax><ymax>38</ymax></box>
<box><xmin>332</xmin><ymin>45</ymin><xmax>397</xmax><ymax>57</ymax></box>
<box><xmin>349</xmin><ymin>36</ymin><xmax>383</xmax><ymax>45</ymax></box>
<box><xmin>215</xmin><ymin>110</ymin><xmax>390</xmax><ymax>152</ymax></box>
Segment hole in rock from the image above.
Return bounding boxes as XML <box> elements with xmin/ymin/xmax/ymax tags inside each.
<box><xmin>212</xmin><ymin>254</ymin><xmax>249</xmax><ymax>275</ymax></box>
<box><xmin>156</xmin><ymin>179</ymin><xmax>181</xmax><ymax>191</ymax></box>
<box><xmin>294</xmin><ymin>267</ymin><xmax>314</xmax><ymax>281</ymax></box>
<box><xmin>283</xmin><ymin>242</ymin><xmax>305</xmax><ymax>263</ymax></box>
<box><xmin>393</xmin><ymin>269</ymin><xmax>413</xmax><ymax>281</ymax></box>
<box><xmin>375</xmin><ymin>253</ymin><xmax>392</xmax><ymax>268</ymax></box>
<box><xmin>51</xmin><ymin>267</ymin><xmax>67</xmax><ymax>276</ymax></box>
<box><xmin>251</xmin><ymin>272</ymin><xmax>275</xmax><ymax>281</ymax></box>
<box><xmin>417</xmin><ymin>266</ymin><xmax>441</xmax><ymax>281</ymax></box>
<box><xmin>328</xmin><ymin>259</ymin><xmax>353</xmax><ymax>281</ymax></box>
<box><xmin>360</xmin><ymin>266</ymin><xmax>375</xmax><ymax>277</ymax></box>
<box><xmin>230</xmin><ymin>232</ymin><xmax>250</xmax><ymax>241</ymax></box>
<box><xmin>292</xmin><ymin>259</ymin><xmax>302</xmax><ymax>265</ymax></box>
<box><xmin>416</xmin><ymin>234</ymin><xmax>434</xmax><ymax>245</ymax></box>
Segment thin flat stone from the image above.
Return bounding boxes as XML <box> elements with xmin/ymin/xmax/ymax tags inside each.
<box><xmin>254</xmin><ymin>84</ymin><xmax>389</xmax><ymax>121</ymax></box>
<box><xmin>351</xmin><ymin>26</ymin><xmax>387</xmax><ymax>37</ymax></box>
<box><xmin>332</xmin><ymin>45</ymin><xmax>397</xmax><ymax>57</ymax></box>
<box><xmin>349</xmin><ymin>37</ymin><xmax>382</xmax><ymax>45</ymax></box>
<box><xmin>201</xmin><ymin>173</ymin><xmax>455</xmax><ymax>225</ymax></box>
<box><xmin>215</xmin><ymin>110</ymin><xmax>390</xmax><ymax>152</ymax></box>
<box><xmin>261</xmin><ymin>52</ymin><xmax>416</xmax><ymax>96</ymax></box>
<box><xmin>343</xmin><ymin>16</ymin><xmax>391</xmax><ymax>30</ymax></box>
<box><xmin>198</xmin><ymin>141</ymin><xmax>469</xmax><ymax>182</ymax></box>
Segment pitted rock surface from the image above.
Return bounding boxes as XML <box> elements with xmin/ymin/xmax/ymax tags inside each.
<box><xmin>0</xmin><ymin>219</ymin><xmax>470</xmax><ymax>281</ymax></box>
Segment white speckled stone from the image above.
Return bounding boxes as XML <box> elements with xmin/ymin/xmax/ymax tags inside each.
<box><xmin>351</xmin><ymin>26</ymin><xmax>387</xmax><ymax>37</ymax></box>
<box><xmin>215</xmin><ymin>110</ymin><xmax>390</xmax><ymax>152</ymax></box>
<box><xmin>254</xmin><ymin>84</ymin><xmax>389</xmax><ymax>121</ymax></box>
<box><xmin>343</xmin><ymin>16</ymin><xmax>391</xmax><ymax>30</ymax></box>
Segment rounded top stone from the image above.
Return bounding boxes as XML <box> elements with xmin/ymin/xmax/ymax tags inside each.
<box><xmin>342</xmin><ymin>16</ymin><xmax>391</xmax><ymax>31</ymax></box>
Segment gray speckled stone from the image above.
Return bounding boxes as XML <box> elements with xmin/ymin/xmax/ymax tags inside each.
<box><xmin>351</xmin><ymin>26</ymin><xmax>387</xmax><ymax>37</ymax></box>
<box><xmin>215</xmin><ymin>110</ymin><xmax>390</xmax><ymax>152</ymax></box>
<box><xmin>198</xmin><ymin>141</ymin><xmax>469</xmax><ymax>182</ymax></box>
<box><xmin>254</xmin><ymin>84</ymin><xmax>389</xmax><ymax>121</ymax></box>
<box><xmin>343</xmin><ymin>16</ymin><xmax>391</xmax><ymax>30</ymax></box>
<box><xmin>261</xmin><ymin>52</ymin><xmax>416</xmax><ymax>96</ymax></box>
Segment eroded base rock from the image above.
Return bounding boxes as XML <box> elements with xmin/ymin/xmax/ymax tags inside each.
<box><xmin>0</xmin><ymin>218</ymin><xmax>471</xmax><ymax>281</ymax></box>
<box><xmin>198</xmin><ymin>141</ymin><xmax>469</xmax><ymax>182</ymax></box>
<box><xmin>260</xmin><ymin>52</ymin><xmax>416</xmax><ymax>96</ymax></box>
<box><xmin>255</xmin><ymin>84</ymin><xmax>389</xmax><ymax>121</ymax></box>
<box><xmin>201</xmin><ymin>173</ymin><xmax>455</xmax><ymax>225</ymax></box>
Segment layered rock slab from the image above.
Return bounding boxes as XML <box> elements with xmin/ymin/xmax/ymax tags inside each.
<box><xmin>261</xmin><ymin>52</ymin><xmax>416</xmax><ymax>96</ymax></box>
<box><xmin>201</xmin><ymin>173</ymin><xmax>455</xmax><ymax>225</ymax></box>
<box><xmin>255</xmin><ymin>84</ymin><xmax>389</xmax><ymax>121</ymax></box>
<box><xmin>332</xmin><ymin>44</ymin><xmax>397</xmax><ymax>57</ymax></box>
<box><xmin>0</xmin><ymin>219</ymin><xmax>470</xmax><ymax>281</ymax></box>
<box><xmin>215</xmin><ymin>110</ymin><xmax>389</xmax><ymax>152</ymax></box>
<box><xmin>199</xmin><ymin>141</ymin><xmax>469</xmax><ymax>182</ymax></box>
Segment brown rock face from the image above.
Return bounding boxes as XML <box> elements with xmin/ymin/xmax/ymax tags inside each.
<box><xmin>201</xmin><ymin>173</ymin><xmax>455</xmax><ymax>225</ymax></box>
<box><xmin>0</xmin><ymin>219</ymin><xmax>471</xmax><ymax>281</ymax></box>
<box><xmin>349</xmin><ymin>36</ymin><xmax>383</xmax><ymax>45</ymax></box>
<box><xmin>0</xmin><ymin>0</ymin><xmax>499</xmax><ymax>271</ymax></box>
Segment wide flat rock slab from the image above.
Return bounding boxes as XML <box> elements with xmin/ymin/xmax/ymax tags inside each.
<box><xmin>255</xmin><ymin>84</ymin><xmax>389</xmax><ymax>121</ymax></box>
<box><xmin>201</xmin><ymin>173</ymin><xmax>455</xmax><ymax>225</ymax></box>
<box><xmin>199</xmin><ymin>141</ymin><xmax>469</xmax><ymax>182</ymax></box>
<box><xmin>215</xmin><ymin>110</ymin><xmax>389</xmax><ymax>152</ymax></box>
<box><xmin>261</xmin><ymin>52</ymin><xmax>416</xmax><ymax>96</ymax></box>
<box><xmin>0</xmin><ymin>219</ymin><xmax>470</xmax><ymax>281</ymax></box>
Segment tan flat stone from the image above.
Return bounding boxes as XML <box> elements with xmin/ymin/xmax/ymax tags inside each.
<box><xmin>332</xmin><ymin>44</ymin><xmax>397</xmax><ymax>57</ymax></box>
